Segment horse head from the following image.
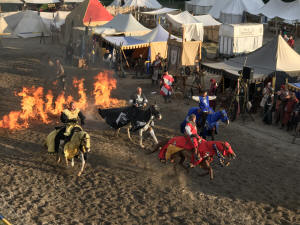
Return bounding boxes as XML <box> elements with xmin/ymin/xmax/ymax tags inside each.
<box><xmin>220</xmin><ymin>110</ymin><xmax>230</xmax><ymax>125</ymax></box>
<box><xmin>221</xmin><ymin>141</ymin><xmax>236</xmax><ymax>160</ymax></box>
<box><xmin>80</xmin><ymin>131</ymin><xmax>91</xmax><ymax>153</ymax></box>
<box><xmin>150</xmin><ymin>103</ymin><xmax>162</xmax><ymax>121</ymax></box>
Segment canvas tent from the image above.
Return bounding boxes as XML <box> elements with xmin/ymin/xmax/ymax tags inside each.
<box><xmin>185</xmin><ymin>0</ymin><xmax>215</xmax><ymax>15</ymax></box>
<box><xmin>102</xmin><ymin>24</ymin><xmax>179</xmax><ymax>62</ymax></box>
<box><xmin>109</xmin><ymin>0</ymin><xmax>127</xmax><ymax>7</ymax></box>
<box><xmin>123</xmin><ymin>0</ymin><xmax>162</xmax><ymax>9</ymax></box>
<box><xmin>5</xmin><ymin>10</ymin><xmax>50</xmax><ymax>38</ymax></box>
<box><xmin>219</xmin><ymin>23</ymin><xmax>263</xmax><ymax>56</ymax></box>
<box><xmin>194</xmin><ymin>14</ymin><xmax>221</xmax><ymax>42</ymax></box>
<box><xmin>53</xmin><ymin>11</ymin><xmax>70</xmax><ymax>28</ymax></box>
<box><xmin>257</xmin><ymin>0</ymin><xmax>300</xmax><ymax>21</ymax></box>
<box><xmin>209</xmin><ymin>0</ymin><xmax>231</xmax><ymax>19</ymax></box>
<box><xmin>94</xmin><ymin>13</ymin><xmax>150</xmax><ymax>36</ymax></box>
<box><xmin>166</xmin><ymin>11</ymin><xmax>204</xmax><ymax>41</ymax></box>
<box><xmin>63</xmin><ymin>0</ymin><xmax>113</xmax><ymax>43</ymax></box>
<box><xmin>0</xmin><ymin>0</ymin><xmax>22</xmax><ymax>3</ymax></box>
<box><xmin>219</xmin><ymin>0</ymin><xmax>264</xmax><ymax>24</ymax></box>
<box><xmin>202</xmin><ymin>35</ymin><xmax>300</xmax><ymax>88</ymax></box>
<box><xmin>0</xmin><ymin>14</ymin><xmax>15</xmax><ymax>37</ymax></box>
<box><xmin>64</xmin><ymin>0</ymin><xmax>84</xmax><ymax>2</ymax></box>
<box><xmin>40</xmin><ymin>12</ymin><xmax>56</xmax><ymax>30</ymax></box>
<box><xmin>24</xmin><ymin>0</ymin><xmax>60</xmax><ymax>3</ymax></box>
<box><xmin>141</xmin><ymin>7</ymin><xmax>179</xmax><ymax>15</ymax></box>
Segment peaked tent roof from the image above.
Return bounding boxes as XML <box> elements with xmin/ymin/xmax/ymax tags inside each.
<box><xmin>257</xmin><ymin>0</ymin><xmax>300</xmax><ymax>21</ymax></box>
<box><xmin>166</xmin><ymin>11</ymin><xmax>199</xmax><ymax>26</ymax></box>
<box><xmin>0</xmin><ymin>0</ymin><xmax>23</xmax><ymax>3</ymax></box>
<box><xmin>141</xmin><ymin>7</ymin><xmax>179</xmax><ymax>15</ymax></box>
<box><xmin>221</xmin><ymin>0</ymin><xmax>264</xmax><ymax>16</ymax></box>
<box><xmin>203</xmin><ymin>35</ymin><xmax>300</xmax><ymax>80</ymax></box>
<box><xmin>83</xmin><ymin>0</ymin><xmax>113</xmax><ymax>26</ymax></box>
<box><xmin>53</xmin><ymin>11</ymin><xmax>70</xmax><ymax>28</ymax></box>
<box><xmin>24</xmin><ymin>0</ymin><xmax>60</xmax><ymax>3</ymax></box>
<box><xmin>109</xmin><ymin>0</ymin><xmax>127</xmax><ymax>7</ymax></box>
<box><xmin>188</xmin><ymin>0</ymin><xmax>215</xmax><ymax>6</ymax></box>
<box><xmin>209</xmin><ymin>0</ymin><xmax>231</xmax><ymax>19</ymax></box>
<box><xmin>96</xmin><ymin>13</ymin><xmax>150</xmax><ymax>36</ymax></box>
<box><xmin>0</xmin><ymin>15</ymin><xmax>14</xmax><ymax>35</ymax></box>
<box><xmin>123</xmin><ymin>0</ymin><xmax>162</xmax><ymax>9</ymax></box>
<box><xmin>194</xmin><ymin>14</ymin><xmax>221</xmax><ymax>26</ymax></box>
<box><xmin>134</xmin><ymin>24</ymin><xmax>179</xmax><ymax>42</ymax></box>
<box><xmin>65</xmin><ymin>0</ymin><xmax>113</xmax><ymax>27</ymax></box>
<box><xmin>10</xmin><ymin>10</ymin><xmax>50</xmax><ymax>38</ymax></box>
<box><xmin>226</xmin><ymin>35</ymin><xmax>300</xmax><ymax>75</ymax></box>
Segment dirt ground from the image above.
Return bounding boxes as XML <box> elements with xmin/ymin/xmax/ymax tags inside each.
<box><xmin>0</xmin><ymin>37</ymin><xmax>299</xmax><ymax>225</ymax></box>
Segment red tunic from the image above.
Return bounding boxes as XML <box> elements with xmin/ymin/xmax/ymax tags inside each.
<box><xmin>282</xmin><ymin>98</ymin><xmax>298</xmax><ymax>125</ymax></box>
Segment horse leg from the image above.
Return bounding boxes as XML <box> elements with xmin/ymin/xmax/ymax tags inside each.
<box><xmin>115</xmin><ymin>128</ymin><xmax>120</xmax><ymax>137</ymax></box>
<box><xmin>211</xmin><ymin>128</ymin><xmax>215</xmax><ymax>141</ymax></box>
<box><xmin>127</xmin><ymin>127</ymin><xmax>133</xmax><ymax>142</ymax></box>
<box><xmin>149</xmin><ymin>127</ymin><xmax>158</xmax><ymax>145</ymax></box>
<box><xmin>71</xmin><ymin>158</ymin><xmax>74</xmax><ymax>167</ymax></box>
<box><xmin>205</xmin><ymin>160</ymin><xmax>214</xmax><ymax>180</ymax></box>
<box><xmin>179</xmin><ymin>152</ymin><xmax>189</xmax><ymax>173</ymax></box>
<box><xmin>78</xmin><ymin>152</ymin><xmax>85</xmax><ymax>177</ymax></box>
<box><xmin>139</xmin><ymin>129</ymin><xmax>145</xmax><ymax>148</ymax></box>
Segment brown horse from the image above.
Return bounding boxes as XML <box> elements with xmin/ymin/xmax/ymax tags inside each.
<box><xmin>153</xmin><ymin>138</ymin><xmax>236</xmax><ymax>180</ymax></box>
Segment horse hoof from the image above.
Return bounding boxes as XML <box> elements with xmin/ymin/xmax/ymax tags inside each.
<box><xmin>78</xmin><ymin>172</ymin><xmax>82</xmax><ymax>177</ymax></box>
<box><xmin>140</xmin><ymin>145</ymin><xmax>145</xmax><ymax>149</ymax></box>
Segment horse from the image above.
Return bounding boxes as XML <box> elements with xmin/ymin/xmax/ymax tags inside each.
<box><xmin>199</xmin><ymin>110</ymin><xmax>229</xmax><ymax>140</ymax></box>
<box><xmin>153</xmin><ymin>136</ymin><xmax>236</xmax><ymax>180</ymax></box>
<box><xmin>180</xmin><ymin>109</ymin><xmax>229</xmax><ymax>140</ymax></box>
<box><xmin>45</xmin><ymin>129</ymin><xmax>91</xmax><ymax>176</ymax></box>
<box><xmin>98</xmin><ymin>104</ymin><xmax>162</xmax><ymax>148</ymax></box>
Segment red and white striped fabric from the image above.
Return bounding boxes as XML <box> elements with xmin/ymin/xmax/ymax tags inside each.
<box><xmin>160</xmin><ymin>74</ymin><xmax>174</xmax><ymax>96</ymax></box>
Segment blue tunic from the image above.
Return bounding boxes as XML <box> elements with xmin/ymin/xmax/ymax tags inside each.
<box><xmin>199</xmin><ymin>96</ymin><xmax>213</xmax><ymax>113</ymax></box>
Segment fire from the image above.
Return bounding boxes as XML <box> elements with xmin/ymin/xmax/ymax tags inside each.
<box><xmin>93</xmin><ymin>72</ymin><xmax>126</xmax><ymax>108</ymax></box>
<box><xmin>0</xmin><ymin>72</ymin><xmax>125</xmax><ymax>130</ymax></box>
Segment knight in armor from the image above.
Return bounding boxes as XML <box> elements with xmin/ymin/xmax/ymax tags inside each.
<box><xmin>54</xmin><ymin>102</ymin><xmax>85</xmax><ymax>153</ymax></box>
<box><xmin>129</xmin><ymin>87</ymin><xmax>148</xmax><ymax>108</ymax></box>
<box><xmin>184</xmin><ymin>114</ymin><xmax>202</xmax><ymax>166</ymax></box>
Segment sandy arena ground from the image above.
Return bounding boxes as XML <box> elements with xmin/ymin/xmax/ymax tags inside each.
<box><xmin>0</xmin><ymin>37</ymin><xmax>299</xmax><ymax>225</ymax></box>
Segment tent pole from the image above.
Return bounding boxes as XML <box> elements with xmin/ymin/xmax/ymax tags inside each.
<box><xmin>121</xmin><ymin>48</ymin><xmax>130</xmax><ymax>68</ymax></box>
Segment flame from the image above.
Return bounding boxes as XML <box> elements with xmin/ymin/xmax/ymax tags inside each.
<box><xmin>93</xmin><ymin>72</ymin><xmax>126</xmax><ymax>108</ymax></box>
<box><xmin>0</xmin><ymin>72</ymin><xmax>125</xmax><ymax>130</ymax></box>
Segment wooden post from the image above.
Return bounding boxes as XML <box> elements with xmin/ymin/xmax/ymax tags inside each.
<box><xmin>121</xmin><ymin>48</ymin><xmax>130</xmax><ymax>68</ymax></box>
<box><xmin>272</xmin><ymin>73</ymin><xmax>276</xmax><ymax>90</ymax></box>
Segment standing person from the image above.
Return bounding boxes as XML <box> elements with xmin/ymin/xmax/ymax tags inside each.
<box><xmin>281</xmin><ymin>25</ymin><xmax>287</xmax><ymax>37</ymax></box>
<box><xmin>135</xmin><ymin>54</ymin><xmax>145</xmax><ymax>78</ymax></box>
<box><xmin>260</xmin><ymin>82</ymin><xmax>273</xmax><ymax>113</ymax></box>
<box><xmin>56</xmin><ymin>59</ymin><xmax>66</xmax><ymax>91</ymax></box>
<box><xmin>287</xmin><ymin>36</ymin><xmax>295</xmax><ymax>49</ymax></box>
<box><xmin>184</xmin><ymin>114</ymin><xmax>203</xmax><ymax>166</ymax></box>
<box><xmin>152</xmin><ymin>54</ymin><xmax>161</xmax><ymax>85</ymax></box>
<box><xmin>283</xmin><ymin>34</ymin><xmax>289</xmax><ymax>42</ymax></box>
<box><xmin>103</xmin><ymin>49</ymin><xmax>112</xmax><ymax>68</ymax></box>
<box><xmin>263</xmin><ymin>90</ymin><xmax>274</xmax><ymax>125</ymax></box>
<box><xmin>208</xmin><ymin>79</ymin><xmax>218</xmax><ymax>111</ymax></box>
<box><xmin>160</xmin><ymin>71</ymin><xmax>174</xmax><ymax>103</ymax></box>
<box><xmin>40</xmin><ymin>32</ymin><xmax>46</xmax><ymax>44</ymax></box>
<box><xmin>281</xmin><ymin>92</ymin><xmax>299</xmax><ymax>130</ymax></box>
<box><xmin>275</xmin><ymin>85</ymin><xmax>289</xmax><ymax>125</ymax></box>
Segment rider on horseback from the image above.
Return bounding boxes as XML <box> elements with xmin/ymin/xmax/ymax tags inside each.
<box><xmin>54</xmin><ymin>102</ymin><xmax>85</xmax><ymax>153</ymax></box>
<box><xmin>184</xmin><ymin>114</ymin><xmax>203</xmax><ymax>165</ymax></box>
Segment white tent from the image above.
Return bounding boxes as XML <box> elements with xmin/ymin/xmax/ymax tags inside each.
<box><xmin>94</xmin><ymin>13</ymin><xmax>150</xmax><ymax>36</ymax></box>
<box><xmin>257</xmin><ymin>0</ymin><xmax>300</xmax><ymax>21</ymax></box>
<box><xmin>219</xmin><ymin>0</ymin><xmax>264</xmax><ymax>24</ymax></box>
<box><xmin>0</xmin><ymin>0</ymin><xmax>23</xmax><ymax>3</ymax></box>
<box><xmin>24</xmin><ymin>0</ymin><xmax>60</xmax><ymax>3</ymax></box>
<box><xmin>40</xmin><ymin>12</ymin><xmax>56</xmax><ymax>30</ymax></box>
<box><xmin>209</xmin><ymin>0</ymin><xmax>231</xmax><ymax>19</ymax></box>
<box><xmin>123</xmin><ymin>0</ymin><xmax>162</xmax><ymax>9</ymax></box>
<box><xmin>64</xmin><ymin>0</ymin><xmax>84</xmax><ymax>2</ymax></box>
<box><xmin>141</xmin><ymin>7</ymin><xmax>179</xmax><ymax>15</ymax></box>
<box><xmin>53</xmin><ymin>11</ymin><xmax>70</xmax><ymax>28</ymax></box>
<box><xmin>0</xmin><ymin>15</ymin><xmax>14</xmax><ymax>37</ymax></box>
<box><xmin>194</xmin><ymin>14</ymin><xmax>221</xmax><ymax>26</ymax></box>
<box><xmin>219</xmin><ymin>23</ymin><xmax>263</xmax><ymax>56</ymax></box>
<box><xmin>109</xmin><ymin>0</ymin><xmax>127</xmax><ymax>7</ymax></box>
<box><xmin>185</xmin><ymin>0</ymin><xmax>215</xmax><ymax>15</ymax></box>
<box><xmin>6</xmin><ymin>11</ymin><xmax>50</xmax><ymax>38</ymax></box>
<box><xmin>166</xmin><ymin>11</ymin><xmax>204</xmax><ymax>41</ymax></box>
